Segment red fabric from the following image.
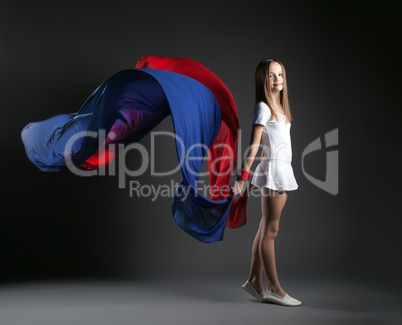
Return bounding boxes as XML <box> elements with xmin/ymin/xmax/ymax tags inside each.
<box><xmin>79</xmin><ymin>145</ymin><xmax>117</xmax><ymax>170</ymax></box>
<box><xmin>238</xmin><ymin>169</ymin><xmax>251</xmax><ymax>181</ymax></box>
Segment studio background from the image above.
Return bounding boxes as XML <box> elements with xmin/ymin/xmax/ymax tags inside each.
<box><xmin>1</xmin><ymin>0</ymin><xmax>401</xmax><ymax>293</ymax></box>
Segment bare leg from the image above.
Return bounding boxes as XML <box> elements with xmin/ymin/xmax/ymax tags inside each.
<box><xmin>247</xmin><ymin>218</ymin><xmax>264</xmax><ymax>294</ymax></box>
<box><xmin>259</xmin><ymin>187</ymin><xmax>288</xmax><ymax>297</ymax></box>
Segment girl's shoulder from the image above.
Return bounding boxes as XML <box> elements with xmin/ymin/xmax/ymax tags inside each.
<box><xmin>256</xmin><ymin>101</ymin><xmax>269</xmax><ymax>109</ymax></box>
<box><xmin>252</xmin><ymin>101</ymin><xmax>272</xmax><ymax>126</ymax></box>
<box><xmin>255</xmin><ymin>101</ymin><xmax>271</xmax><ymax>116</ymax></box>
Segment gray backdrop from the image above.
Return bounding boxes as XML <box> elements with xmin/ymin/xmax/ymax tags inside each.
<box><xmin>1</xmin><ymin>0</ymin><xmax>401</xmax><ymax>292</ymax></box>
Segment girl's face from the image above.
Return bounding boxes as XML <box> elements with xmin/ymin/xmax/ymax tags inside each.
<box><xmin>268</xmin><ymin>62</ymin><xmax>283</xmax><ymax>92</ymax></box>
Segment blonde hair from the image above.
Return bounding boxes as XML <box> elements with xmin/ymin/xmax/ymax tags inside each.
<box><xmin>255</xmin><ymin>58</ymin><xmax>292</xmax><ymax>123</ymax></box>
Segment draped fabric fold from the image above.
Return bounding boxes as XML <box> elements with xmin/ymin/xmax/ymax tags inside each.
<box><xmin>21</xmin><ymin>55</ymin><xmax>250</xmax><ymax>243</ymax></box>
<box><xmin>135</xmin><ymin>56</ymin><xmax>249</xmax><ymax>230</ymax></box>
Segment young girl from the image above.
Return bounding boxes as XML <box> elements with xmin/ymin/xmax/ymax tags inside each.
<box><xmin>231</xmin><ymin>58</ymin><xmax>302</xmax><ymax>306</ymax></box>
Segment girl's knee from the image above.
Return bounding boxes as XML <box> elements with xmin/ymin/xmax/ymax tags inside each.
<box><xmin>268</xmin><ymin>224</ymin><xmax>279</xmax><ymax>239</ymax></box>
<box><xmin>260</xmin><ymin>222</ymin><xmax>280</xmax><ymax>240</ymax></box>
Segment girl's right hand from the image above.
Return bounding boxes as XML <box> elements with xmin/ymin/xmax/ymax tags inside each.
<box><xmin>230</xmin><ymin>179</ymin><xmax>247</xmax><ymax>199</ymax></box>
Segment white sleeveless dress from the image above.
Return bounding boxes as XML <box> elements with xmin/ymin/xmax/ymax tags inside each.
<box><xmin>250</xmin><ymin>101</ymin><xmax>298</xmax><ymax>191</ymax></box>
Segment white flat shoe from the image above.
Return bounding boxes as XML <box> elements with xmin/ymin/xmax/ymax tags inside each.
<box><xmin>262</xmin><ymin>290</ymin><xmax>302</xmax><ymax>306</ymax></box>
<box><xmin>242</xmin><ymin>280</ymin><xmax>264</xmax><ymax>302</ymax></box>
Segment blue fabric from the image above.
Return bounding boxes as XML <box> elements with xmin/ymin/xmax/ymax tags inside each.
<box><xmin>21</xmin><ymin>70</ymin><xmax>171</xmax><ymax>171</ymax></box>
<box><xmin>137</xmin><ymin>68</ymin><xmax>233</xmax><ymax>243</ymax></box>
<box><xmin>21</xmin><ymin>68</ymin><xmax>233</xmax><ymax>243</ymax></box>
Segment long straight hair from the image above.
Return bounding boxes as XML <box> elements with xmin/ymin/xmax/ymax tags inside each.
<box><xmin>255</xmin><ymin>58</ymin><xmax>292</xmax><ymax>123</ymax></box>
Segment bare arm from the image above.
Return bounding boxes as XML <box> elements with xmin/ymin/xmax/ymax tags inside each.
<box><xmin>231</xmin><ymin>124</ymin><xmax>264</xmax><ymax>196</ymax></box>
<box><xmin>240</xmin><ymin>124</ymin><xmax>264</xmax><ymax>172</ymax></box>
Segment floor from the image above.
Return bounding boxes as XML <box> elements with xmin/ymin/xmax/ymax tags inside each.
<box><xmin>0</xmin><ymin>277</ymin><xmax>400</xmax><ymax>325</ymax></box>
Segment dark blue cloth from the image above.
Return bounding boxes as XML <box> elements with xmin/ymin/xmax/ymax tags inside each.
<box><xmin>21</xmin><ymin>68</ymin><xmax>233</xmax><ymax>243</ymax></box>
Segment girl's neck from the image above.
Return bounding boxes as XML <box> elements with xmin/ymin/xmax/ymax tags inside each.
<box><xmin>271</xmin><ymin>93</ymin><xmax>282</xmax><ymax>109</ymax></box>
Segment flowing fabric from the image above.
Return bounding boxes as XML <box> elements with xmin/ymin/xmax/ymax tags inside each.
<box><xmin>21</xmin><ymin>56</ymin><xmax>250</xmax><ymax>243</ymax></box>
<box><xmin>134</xmin><ymin>56</ymin><xmax>249</xmax><ymax>229</ymax></box>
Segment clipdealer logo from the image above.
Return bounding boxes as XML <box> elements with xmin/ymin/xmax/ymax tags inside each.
<box><xmin>301</xmin><ymin>128</ymin><xmax>339</xmax><ymax>195</ymax></box>
<box><xmin>62</xmin><ymin>127</ymin><xmax>339</xmax><ymax>198</ymax></box>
